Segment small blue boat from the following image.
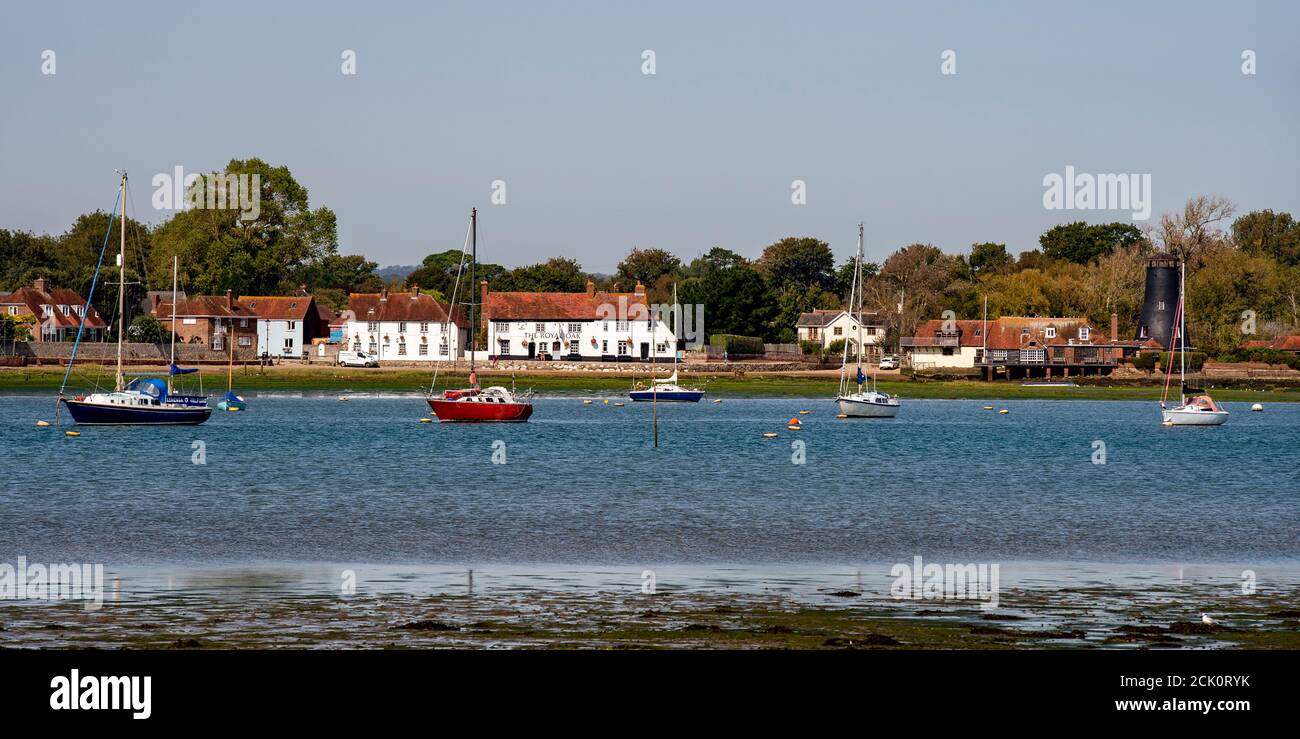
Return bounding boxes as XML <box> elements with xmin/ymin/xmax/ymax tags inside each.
<box><xmin>628</xmin><ymin>371</ymin><xmax>705</xmax><ymax>403</ymax></box>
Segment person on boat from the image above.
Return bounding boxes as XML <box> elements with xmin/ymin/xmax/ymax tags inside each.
<box><xmin>468</xmin><ymin>369</ymin><xmax>478</xmax><ymax>388</ymax></box>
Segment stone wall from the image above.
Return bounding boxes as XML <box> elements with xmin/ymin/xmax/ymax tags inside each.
<box><xmin>9</xmin><ymin>341</ymin><xmax>258</xmax><ymax>366</ymax></box>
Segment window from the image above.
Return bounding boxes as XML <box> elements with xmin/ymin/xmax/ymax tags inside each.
<box><xmin>59</xmin><ymin>305</ymin><xmax>69</xmax><ymax>315</ymax></box>
<box><xmin>368</xmin><ymin>340</ymin><xmax>376</xmax><ymax>353</ymax></box>
<box><xmin>942</xmin><ymin>346</ymin><xmax>954</xmax><ymax>356</ymax></box>
<box><xmin>287</xmin><ymin>320</ymin><xmax>297</xmax><ymax>330</ymax></box>
<box><xmin>602</xmin><ymin>320</ymin><xmax>609</xmax><ymax>331</ymax></box>
<box><xmin>494</xmin><ymin>322</ymin><xmax>509</xmax><ymax>333</ymax></box>
<box><xmin>808</xmin><ymin>328</ymin><xmax>819</xmax><ymax>340</ymax></box>
<box><xmin>398</xmin><ymin>321</ymin><xmax>407</xmax><ymax>333</ymax></box>
<box><xmin>420</xmin><ymin>322</ymin><xmax>429</xmax><ymax>333</ymax></box>
<box><xmin>353</xmin><ymin>341</ymin><xmax>361</xmax><ymax>351</ymax></box>
<box><xmin>398</xmin><ymin>342</ymin><xmax>406</xmax><ymax>356</ymax></box>
<box><xmin>569</xmin><ymin>340</ymin><xmax>579</xmax><ymax>354</ymax></box>
<box><xmin>367</xmin><ymin>321</ymin><xmax>378</xmax><ymax>331</ymax></box>
<box><xmin>617</xmin><ymin>340</ymin><xmax>629</xmax><ymax>355</ymax></box>
<box><xmin>616</xmin><ymin>319</ymin><xmax>629</xmax><ymax>331</ymax></box>
<box><xmin>656</xmin><ymin>342</ymin><xmax>668</xmax><ymax>353</ymax></box>
<box><xmin>438</xmin><ymin>343</ymin><xmax>448</xmax><ymax>356</ymax></box>
<box><xmin>833</xmin><ymin>327</ymin><xmax>843</xmax><ymax>336</ymax></box>
<box><xmin>1079</xmin><ymin>327</ymin><xmax>1090</xmax><ymax>341</ymax></box>
<box><xmin>552</xmin><ymin>341</ymin><xmax>561</xmax><ymax>353</ymax></box>
<box><xmin>1044</xmin><ymin>327</ymin><xmax>1057</xmax><ymax>339</ymax></box>
<box><xmin>535</xmin><ymin>322</ymin><xmax>545</xmax><ymax>333</ymax></box>
<box><xmin>6</xmin><ymin>306</ymin><xmax>16</xmax><ymax>315</ymax></box>
<box><xmin>418</xmin><ymin>343</ymin><xmax>428</xmax><ymax>356</ymax></box>
<box><xmin>567</xmin><ymin>323</ymin><xmax>582</xmax><ymax>333</ymax></box>
<box><xmin>866</xmin><ymin>327</ymin><xmax>876</xmax><ymax>335</ymax></box>
<box><xmin>41</xmin><ymin>304</ymin><xmax>51</xmax><ymax>316</ymax></box>
<box><xmin>602</xmin><ymin>340</ymin><xmax>608</xmax><ymax>353</ymax></box>
<box><xmin>238</xmin><ymin>336</ymin><xmax>251</xmax><ymax>347</ymax></box>
<box><xmin>214</xmin><ymin>336</ymin><xmax>224</xmax><ymax>351</ymax></box>
<box><xmin>283</xmin><ymin>337</ymin><xmax>294</xmax><ymax>351</ymax></box>
<box><xmin>499</xmin><ymin>339</ymin><xmax>510</xmax><ymax>354</ymax></box>
<box><xmin>183</xmin><ymin>318</ymin><xmax>197</xmax><ymax>325</ymax></box>
<box><xmin>240</xmin><ymin>319</ymin><xmax>248</xmax><ymax>327</ymax></box>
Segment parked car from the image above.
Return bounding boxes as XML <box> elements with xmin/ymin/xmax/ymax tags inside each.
<box><xmin>878</xmin><ymin>355</ymin><xmax>900</xmax><ymax>370</ymax></box>
<box><xmin>338</xmin><ymin>350</ymin><xmax>379</xmax><ymax>368</ymax></box>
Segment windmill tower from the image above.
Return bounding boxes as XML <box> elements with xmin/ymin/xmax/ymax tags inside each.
<box><xmin>1135</xmin><ymin>255</ymin><xmax>1184</xmax><ymax>349</ymax></box>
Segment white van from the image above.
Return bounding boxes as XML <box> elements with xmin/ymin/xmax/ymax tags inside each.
<box><xmin>338</xmin><ymin>350</ymin><xmax>379</xmax><ymax>368</ymax></box>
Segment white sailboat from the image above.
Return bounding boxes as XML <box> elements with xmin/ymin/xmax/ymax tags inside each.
<box><xmin>1160</xmin><ymin>260</ymin><xmax>1227</xmax><ymax>426</ymax></box>
<box><xmin>837</xmin><ymin>223</ymin><xmax>900</xmax><ymax>418</ymax></box>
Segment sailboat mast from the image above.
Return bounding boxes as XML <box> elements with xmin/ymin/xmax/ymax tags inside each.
<box><xmin>169</xmin><ymin>255</ymin><xmax>178</xmax><ymax>394</ymax></box>
<box><xmin>115</xmin><ymin>172</ymin><xmax>127</xmax><ymax>392</ymax></box>
<box><xmin>856</xmin><ymin>223</ymin><xmax>864</xmax><ymax>384</ymax></box>
<box><xmin>469</xmin><ymin>208</ymin><xmax>476</xmax><ymax>377</ymax></box>
<box><xmin>1179</xmin><ymin>260</ymin><xmax>1186</xmax><ymax>402</ymax></box>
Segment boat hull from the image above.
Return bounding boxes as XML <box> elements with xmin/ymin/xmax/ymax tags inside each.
<box><xmin>629</xmin><ymin>389</ymin><xmax>704</xmax><ymax>403</ymax></box>
<box><xmin>837</xmin><ymin>395</ymin><xmax>900</xmax><ymax>418</ymax></box>
<box><xmin>1162</xmin><ymin>408</ymin><xmax>1228</xmax><ymax>426</ymax></box>
<box><xmin>60</xmin><ymin>398</ymin><xmax>212</xmax><ymax>425</ymax></box>
<box><xmin>427</xmin><ymin>398</ymin><xmax>533</xmax><ymax>422</ymax></box>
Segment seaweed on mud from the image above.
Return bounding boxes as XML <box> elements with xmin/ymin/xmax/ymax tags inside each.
<box><xmin>980</xmin><ymin>613</ymin><xmax>1025</xmax><ymax>621</ymax></box>
<box><xmin>827</xmin><ymin>591</ymin><xmax>861</xmax><ymax>598</ymax></box>
<box><xmin>823</xmin><ymin>634</ymin><xmax>901</xmax><ymax>647</ymax></box>
<box><xmin>393</xmin><ymin>620</ymin><xmax>459</xmax><ymax>631</ymax></box>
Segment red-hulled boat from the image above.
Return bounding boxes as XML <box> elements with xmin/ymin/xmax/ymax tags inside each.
<box><xmin>428</xmin><ymin>386</ymin><xmax>533</xmax><ymax>422</ymax></box>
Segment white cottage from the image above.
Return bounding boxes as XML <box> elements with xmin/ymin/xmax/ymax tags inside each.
<box><xmin>483</xmin><ymin>279</ymin><xmax>675</xmax><ymax>361</ymax></box>
<box><xmin>796</xmin><ymin>309</ymin><xmax>885</xmax><ymax>352</ymax></box>
<box><xmin>342</xmin><ymin>287</ymin><xmax>467</xmax><ymax>362</ymax></box>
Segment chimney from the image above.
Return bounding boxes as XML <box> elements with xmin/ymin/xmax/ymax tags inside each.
<box><xmin>634</xmin><ymin>280</ymin><xmax>646</xmax><ymax>296</ymax></box>
<box><xmin>34</xmin><ymin>277</ymin><xmax>47</xmax><ymax>293</ymax></box>
<box><xmin>380</xmin><ymin>286</ymin><xmax>388</xmax><ymax>301</ymax></box>
<box><xmin>412</xmin><ymin>284</ymin><xmax>420</xmax><ymax>298</ymax></box>
<box><xmin>298</xmin><ymin>283</ymin><xmax>308</xmax><ymax>296</ymax></box>
<box><xmin>225</xmin><ymin>289</ymin><xmax>232</xmax><ymax>310</ymax></box>
<box><xmin>585</xmin><ymin>279</ymin><xmax>595</xmax><ymax>298</ymax></box>
<box><xmin>1110</xmin><ymin>312</ymin><xmax>1118</xmax><ymax>343</ymax></box>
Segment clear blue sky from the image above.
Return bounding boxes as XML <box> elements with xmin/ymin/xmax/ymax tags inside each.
<box><xmin>2</xmin><ymin>0</ymin><xmax>1296</xmax><ymax>271</ymax></box>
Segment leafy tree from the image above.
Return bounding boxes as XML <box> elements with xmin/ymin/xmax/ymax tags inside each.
<box><xmin>616</xmin><ymin>248</ymin><xmax>681</xmax><ymax>289</ymax></box>
<box><xmin>1233</xmin><ymin>209</ymin><xmax>1300</xmax><ymax>267</ymax></box>
<box><xmin>299</xmin><ymin>254</ymin><xmax>381</xmax><ymax>295</ymax></box>
<box><xmin>405</xmin><ymin>249</ymin><xmax>506</xmax><ymax>299</ymax></box>
<box><xmin>678</xmin><ymin>259</ymin><xmax>775</xmax><ymax>341</ymax></box>
<box><xmin>149</xmin><ymin>158</ymin><xmax>339</xmax><ymax>297</ymax></box>
<box><xmin>967</xmin><ymin>242</ymin><xmax>1012</xmax><ymax>277</ymax></box>
<box><xmin>0</xmin><ymin>312</ymin><xmax>35</xmax><ymax>344</ymax></box>
<box><xmin>757</xmin><ymin>237</ymin><xmax>835</xmax><ymax>290</ymax></box>
<box><xmin>127</xmin><ymin>315</ymin><xmax>171</xmax><ymax>344</ymax></box>
<box><xmin>491</xmin><ymin>258</ymin><xmax>587</xmax><ymax>293</ymax></box>
<box><xmin>1039</xmin><ymin>222</ymin><xmax>1144</xmax><ymax>264</ymax></box>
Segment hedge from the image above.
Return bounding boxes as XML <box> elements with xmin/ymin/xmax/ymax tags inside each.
<box><xmin>1133</xmin><ymin>351</ymin><xmax>1207</xmax><ymax>372</ymax></box>
<box><xmin>709</xmin><ymin>334</ymin><xmax>765</xmax><ymax>356</ymax></box>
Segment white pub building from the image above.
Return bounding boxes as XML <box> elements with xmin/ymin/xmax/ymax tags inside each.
<box><xmin>483</xmin><ymin>280</ymin><xmax>676</xmax><ymax>361</ymax></box>
<box><xmin>341</xmin><ymin>287</ymin><xmax>467</xmax><ymax>362</ymax></box>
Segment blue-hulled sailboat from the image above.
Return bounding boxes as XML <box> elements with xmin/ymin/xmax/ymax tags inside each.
<box><xmin>57</xmin><ymin>172</ymin><xmax>212</xmax><ymax>426</ymax></box>
<box><xmin>628</xmin><ymin>284</ymin><xmax>704</xmax><ymax>403</ymax></box>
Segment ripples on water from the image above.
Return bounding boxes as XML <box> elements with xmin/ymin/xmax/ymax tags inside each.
<box><xmin>2</xmin><ymin>394</ymin><xmax>1297</xmax><ymax>565</ymax></box>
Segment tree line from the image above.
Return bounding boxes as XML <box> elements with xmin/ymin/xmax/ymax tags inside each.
<box><xmin>3</xmin><ymin>157</ymin><xmax>1296</xmax><ymax>357</ymax></box>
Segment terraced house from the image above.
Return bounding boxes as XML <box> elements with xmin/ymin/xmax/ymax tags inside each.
<box><xmin>904</xmin><ymin>315</ymin><xmax>1130</xmax><ymax>380</ymax></box>
<box><xmin>151</xmin><ymin>290</ymin><xmax>260</xmax><ymax>351</ymax></box>
<box><xmin>341</xmin><ymin>286</ymin><xmax>466</xmax><ymax>362</ymax></box>
<box><xmin>238</xmin><ymin>290</ymin><xmax>332</xmax><ymax>358</ymax></box>
<box><xmin>1</xmin><ymin>278</ymin><xmax>107</xmax><ymax>342</ymax></box>
<box><xmin>482</xmin><ymin>279</ymin><xmax>675</xmax><ymax>361</ymax></box>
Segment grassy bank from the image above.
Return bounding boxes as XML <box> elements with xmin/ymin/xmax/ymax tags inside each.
<box><xmin>3</xmin><ymin>365</ymin><xmax>1298</xmax><ymax>402</ymax></box>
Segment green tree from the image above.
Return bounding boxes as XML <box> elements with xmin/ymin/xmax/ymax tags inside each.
<box><xmin>616</xmin><ymin>248</ymin><xmax>681</xmax><ymax>289</ymax></box>
<box><xmin>757</xmin><ymin>237</ymin><xmax>835</xmax><ymax>290</ymax></box>
<box><xmin>491</xmin><ymin>257</ymin><xmax>587</xmax><ymax>292</ymax></box>
<box><xmin>149</xmin><ymin>158</ymin><xmax>339</xmax><ymax>297</ymax></box>
<box><xmin>1233</xmin><ymin>209</ymin><xmax>1300</xmax><ymax>267</ymax></box>
<box><xmin>678</xmin><ymin>259</ymin><xmax>775</xmax><ymax>341</ymax></box>
<box><xmin>967</xmin><ymin>242</ymin><xmax>1012</xmax><ymax>277</ymax></box>
<box><xmin>405</xmin><ymin>249</ymin><xmax>506</xmax><ymax>298</ymax></box>
<box><xmin>1039</xmin><ymin>222</ymin><xmax>1144</xmax><ymax>264</ymax></box>
<box><xmin>127</xmin><ymin>315</ymin><xmax>171</xmax><ymax>344</ymax></box>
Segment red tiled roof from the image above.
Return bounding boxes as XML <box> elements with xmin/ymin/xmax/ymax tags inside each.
<box><xmin>1</xmin><ymin>286</ymin><xmax>106</xmax><ymax>329</ymax></box>
<box><xmin>909</xmin><ymin>317</ymin><xmax>1106</xmax><ymax>349</ymax></box>
<box><xmin>485</xmin><ymin>290</ymin><xmax>649</xmax><ymax>321</ymax></box>
<box><xmin>1245</xmin><ymin>335</ymin><xmax>1300</xmax><ymax>352</ymax></box>
<box><xmin>348</xmin><ymin>292</ymin><xmax>464</xmax><ymax>324</ymax></box>
<box><xmin>154</xmin><ymin>296</ymin><xmax>259</xmax><ymax>320</ymax></box>
<box><xmin>238</xmin><ymin>295</ymin><xmax>315</xmax><ymax>321</ymax></box>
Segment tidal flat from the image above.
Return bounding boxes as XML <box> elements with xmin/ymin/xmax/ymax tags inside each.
<box><xmin>3</xmin><ymin>581</ymin><xmax>1298</xmax><ymax>650</ymax></box>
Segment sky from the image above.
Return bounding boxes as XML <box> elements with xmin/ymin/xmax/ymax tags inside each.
<box><xmin>2</xmin><ymin>0</ymin><xmax>1297</xmax><ymax>272</ymax></box>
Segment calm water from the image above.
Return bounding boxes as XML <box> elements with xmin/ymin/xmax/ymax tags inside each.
<box><xmin>1</xmin><ymin>393</ymin><xmax>1296</xmax><ymax>566</ymax></box>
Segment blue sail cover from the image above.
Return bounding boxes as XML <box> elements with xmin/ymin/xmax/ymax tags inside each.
<box><xmin>170</xmin><ymin>363</ymin><xmax>199</xmax><ymax>375</ymax></box>
<box><xmin>856</xmin><ymin>367</ymin><xmax>866</xmax><ymax>385</ymax></box>
<box><xmin>126</xmin><ymin>377</ymin><xmax>168</xmax><ymax>402</ymax></box>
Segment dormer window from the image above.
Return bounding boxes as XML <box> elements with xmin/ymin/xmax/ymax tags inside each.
<box><xmin>41</xmin><ymin>304</ymin><xmax>52</xmax><ymax>317</ymax></box>
<box><xmin>1045</xmin><ymin>327</ymin><xmax>1057</xmax><ymax>339</ymax></box>
<box><xmin>59</xmin><ymin>305</ymin><xmax>70</xmax><ymax>315</ymax></box>
<box><xmin>1079</xmin><ymin>327</ymin><xmax>1090</xmax><ymax>341</ymax></box>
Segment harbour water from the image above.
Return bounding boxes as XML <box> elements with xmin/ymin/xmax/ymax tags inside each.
<box><xmin>2</xmin><ymin>394</ymin><xmax>1296</xmax><ymax>567</ymax></box>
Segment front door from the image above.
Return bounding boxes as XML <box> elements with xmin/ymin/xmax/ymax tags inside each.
<box><xmin>640</xmin><ymin>342</ymin><xmax>649</xmax><ymax>360</ymax></box>
<box><xmin>527</xmin><ymin>341</ymin><xmax>536</xmax><ymax>358</ymax></box>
